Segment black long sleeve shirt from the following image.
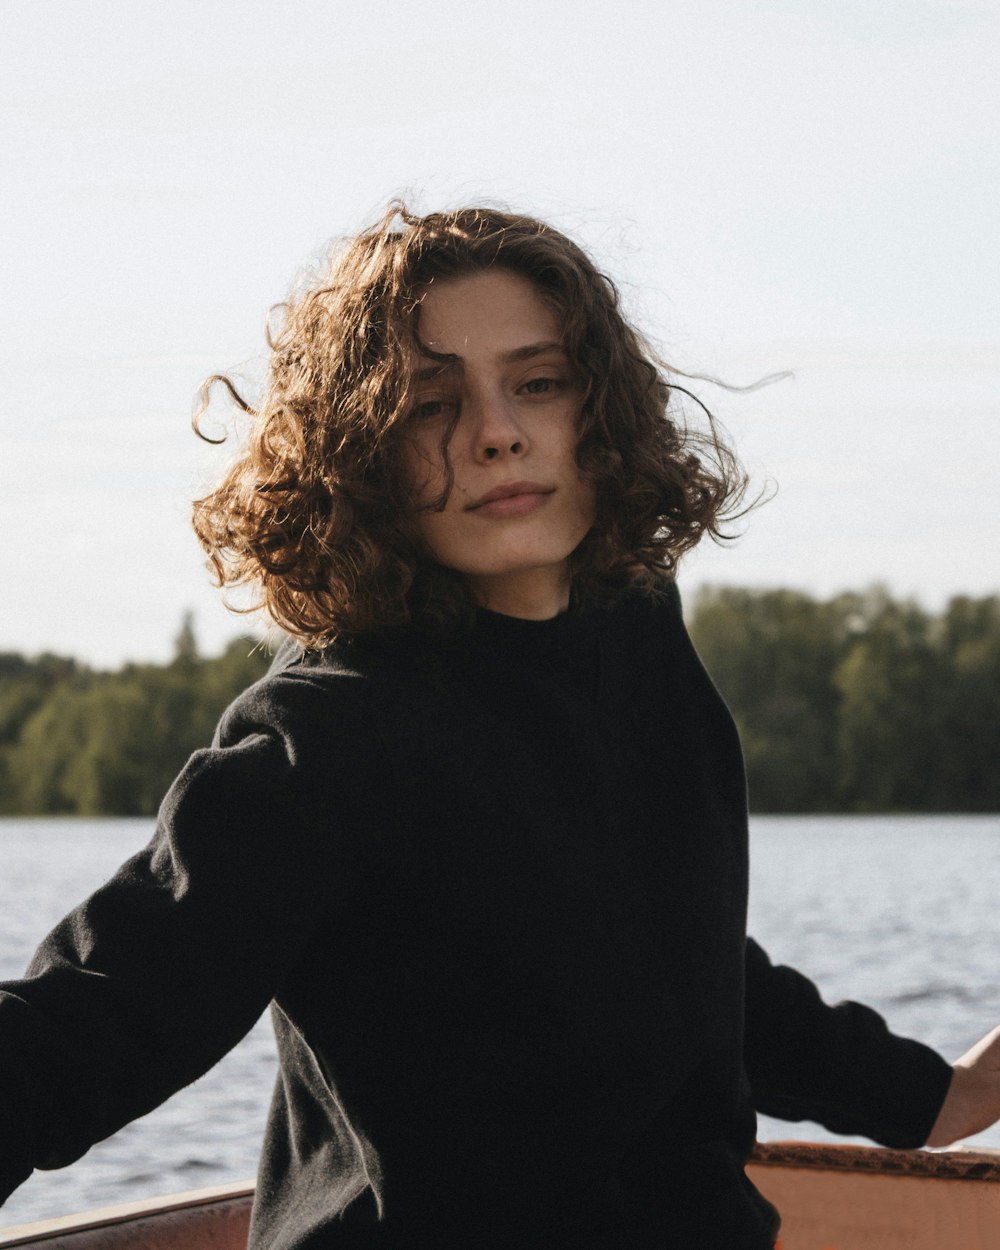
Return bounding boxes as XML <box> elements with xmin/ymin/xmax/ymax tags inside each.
<box><xmin>0</xmin><ymin>585</ymin><xmax>952</xmax><ymax>1247</ymax></box>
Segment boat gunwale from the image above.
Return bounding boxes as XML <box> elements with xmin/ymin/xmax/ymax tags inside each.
<box><xmin>5</xmin><ymin>1145</ymin><xmax>1000</xmax><ymax>1246</ymax></box>
<box><xmin>751</xmin><ymin>1140</ymin><xmax>1000</xmax><ymax>1182</ymax></box>
<box><xmin>0</xmin><ymin>1180</ymin><xmax>255</xmax><ymax>1247</ymax></box>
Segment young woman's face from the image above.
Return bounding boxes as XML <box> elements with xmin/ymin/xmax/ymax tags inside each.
<box><xmin>401</xmin><ymin>269</ymin><xmax>595</xmax><ymax>619</ymax></box>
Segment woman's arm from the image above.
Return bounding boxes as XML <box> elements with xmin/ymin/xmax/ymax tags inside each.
<box><xmin>0</xmin><ymin>668</ymin><xmax>372</xmax><ymax>1203</ymax></box>
<box><xmin>925</xmin><ymin>1025</ymin><xmax>1000</xmax><ymax>1146</ymax></box>
<box><xmin>743</xmin><ymin>938</ymin><xmax>954</xmax><ymax>1148</ymax></box>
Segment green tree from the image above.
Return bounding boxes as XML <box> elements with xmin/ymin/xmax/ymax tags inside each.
<box><xmin>933</xmin><ymin>596</ymin><xmax>1000</xmax><ymax>810</ymax></box>
<box><xmin>689</xmin><ymin>587</ymin><xmax>845</xmax><ymax>811</ymax></box>
<box><xmin>0</xmin><ymin>652</ymin><xmax>79</xmax><ymax>813</ymax></box>
<box><xmin>172</xmin><ymin>610</ymin><xmax>200</xmax><ymax>669</ymax></box>
<box><xmin>833</xmin><ymin>592</ymin><xmax>946</xmax><ymax>810</ymax></box>
<box><xmin>6</xmin><ymin>634</ymin><xmax>270</xmax><ymax>816</ymax></box>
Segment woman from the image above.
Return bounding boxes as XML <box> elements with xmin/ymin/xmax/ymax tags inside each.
<box><xmin>0</xmin><ymin>205</ymin><xmax>997</xmax><ymax>1248</ymax></box>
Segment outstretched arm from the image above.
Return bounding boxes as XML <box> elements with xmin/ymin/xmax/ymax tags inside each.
<box><xmin>0</xmin><ymin>667</ymin><xmax>377</xmax><ymax>1204</ymax></box>
<box><xmin>743</xmin><ymin>938</ymin><xmax>954</xmax><ymax>1149</ymax></box>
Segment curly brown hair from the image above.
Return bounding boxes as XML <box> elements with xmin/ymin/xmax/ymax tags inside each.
<box><xmin>192</xmin><ymin>203</ymin><xmax>749</xmax><ymax>645</ymax></box>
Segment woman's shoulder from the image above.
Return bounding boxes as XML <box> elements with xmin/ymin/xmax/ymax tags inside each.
<box><xmin>601</xmin><ymin>577</ymin><xmax>685</xmax><ymax>635</ymax></box>
<box><xmin>588</xmin><ymin>581</ymin><xmax>698</xmax><ymax>685</ymax></box>
<box><xmin>157</xmin><ymin>640</ymin><xmax>394</xmax><ymax>845</ymax></box>
<box><xmin>212</xmin><ymin>635</ymin><xmax>385</xmax><ymax>761</ymax></box>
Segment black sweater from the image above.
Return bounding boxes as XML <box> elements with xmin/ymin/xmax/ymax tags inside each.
<box><xmin>0</xmin><ymin>585</ymin><xmax>952</xmax><ymax>1247</ymax></box>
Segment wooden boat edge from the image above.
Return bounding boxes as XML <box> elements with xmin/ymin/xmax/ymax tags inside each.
<box><xmin>751</xmin><ymin>1138</ymin><xmax>1000</xmax><ymax>1180</ymax></box>
<box><xmin>0</xmin><ymin>1180</ymin><xmax>255</xmax><ymax>1246</ymax></box>
<box><xmin>3</xmin><ymin>1144</ymin><xmax>1000</xmax><ymax>1247</ymax></box>
<box><xmin>747</xmin><ymin>1142</ymin><xmax>1000</xmax><ymax>1250</ymax></box>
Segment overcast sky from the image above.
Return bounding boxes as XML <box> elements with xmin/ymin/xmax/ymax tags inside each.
<box><xmin>2</xmin><ymin>0</ymin><xmax>997</xmax><ymax>667</ymax></box>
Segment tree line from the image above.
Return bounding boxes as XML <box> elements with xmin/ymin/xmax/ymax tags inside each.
<box><xmin>0</xmin><ymin>616</ymin><xmax>270</xmax><ymax>817</ymax></box>
<box><xmin>0</xmin><ymin>588</ymin><xmax>997</xmax><ymax>817</ymax></box>
<box><xmin>688</xmin><ymin>586</ymin><xmax>1000</xmax><ymax>812</ymax></box>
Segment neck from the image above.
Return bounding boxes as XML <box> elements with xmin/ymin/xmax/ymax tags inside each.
<box><xmin>466</xmin><ymin>566</ymin><xmax>571</xmax><ymax>620</ymax></box>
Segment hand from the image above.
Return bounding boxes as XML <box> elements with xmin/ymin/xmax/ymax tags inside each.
<box><xmin>925</xmin><ymin>1025</ymin><xmax>1000</xmax><ymax>1147</ymax></box>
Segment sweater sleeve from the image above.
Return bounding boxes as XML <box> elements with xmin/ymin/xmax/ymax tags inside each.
<box><xmin>0</xmin><ymin>668</ymin><xmax>375</xmax><ymax>1204</ymax></box>
<box><xmin>743</xmin><ymin>937</ymin><xmax>953</xmax><ymax>1149</ymax></box>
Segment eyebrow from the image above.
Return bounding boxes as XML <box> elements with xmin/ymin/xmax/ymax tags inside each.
<box><xmin>501</xmin><ymin>340</ymin><xmax>567</xmax><ymax>364</ymax></box>
<box><xmin>411</xmin><ymin>358</ymin><xmax>459</xmax><ymax>383</ymax></box>
<box><xmin>410</xmin><ymin>341</ymin><xmax>567</xmax><ymax>383</ymax></box>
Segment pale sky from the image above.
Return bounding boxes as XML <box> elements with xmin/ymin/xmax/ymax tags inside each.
<box><xmin>1</xmin><ymin>0</ymin><xmax>997</xmax><ymax>667</ymax></box>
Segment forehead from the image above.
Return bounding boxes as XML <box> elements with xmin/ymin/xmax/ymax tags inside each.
<box><xmin>415</xmin><ymin>270</ymin><xmax>562</xmax><ymax>359</ymax></box>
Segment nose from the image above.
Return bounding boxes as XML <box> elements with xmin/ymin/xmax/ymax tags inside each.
<box><xmin>470</xmin><ymin>390</ymin><xmax>527</xmax><ymax>463</ymax></box>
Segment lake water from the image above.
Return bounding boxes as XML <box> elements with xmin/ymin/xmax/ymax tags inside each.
<box><xmin>1</xmin><ymin>814</ymin><xmax>998</xmax><ymax>1229</ymax></box>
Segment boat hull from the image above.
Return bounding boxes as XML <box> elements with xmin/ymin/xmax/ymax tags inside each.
<box><xmin>749</xmin><ymin>1141</ymin><xmax>1000</xmax><ymax>1249</ymax></box>
<box><xmin>0</xmin><ymin>1181</ymin><xmax>254</xmax><ymax>1249</ymax></box>
<box><xmin>2</xmin><ymin>1144</ymin><xmax>999</xmax><ymax>1248</ymax></box>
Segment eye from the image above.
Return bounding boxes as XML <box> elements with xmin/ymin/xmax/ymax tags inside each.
<box><xmin>520</xmin><ymin>376</ymin><xmax>561</xmax><ymax>396</ymax></box>
<box><xmin>410</xmin><ymin>398</ymin><xmax>453</xmax><ymax>421</ymax></box>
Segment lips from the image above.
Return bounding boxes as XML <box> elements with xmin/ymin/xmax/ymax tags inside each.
<box><xmin>467</xmin><ymin>481</ymin><xmax>554</xmax><ymax>511</ymax></box>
